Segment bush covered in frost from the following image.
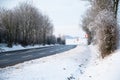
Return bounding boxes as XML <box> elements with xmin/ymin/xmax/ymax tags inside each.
<box><xmin>81</xmin><ymin>0</ymin><xmax>119</xmax><ymax>58</ymax></box>
<box><xmin>95</xmin><ymin>10</ymin><xmax>119</xmax><ymax>58</ymax></box>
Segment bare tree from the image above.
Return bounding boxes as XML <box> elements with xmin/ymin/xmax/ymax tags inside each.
<box><xmin>0</xmin><ymin>2</ymin><xmax>55</xmax><ymax>47</ymax></box>
<box><xmin>0</xmin><ymin>9</ymin><xmax>15</xmax><ymax>47</ymax></box>
<box><xmin>13</xmin><ymin>3</ymin><xmax>54</xmax><ymax>46</ymax></box>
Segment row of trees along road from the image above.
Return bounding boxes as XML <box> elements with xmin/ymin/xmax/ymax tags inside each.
<box><xmin>81</xmin><ymin>0</ymin><xmax>120</xmax><ymax>58</ymax></box>
<box><xmin>0</xmin><ymin>3</ymin><xmax>65</xmax><ymax>47</ymax></box>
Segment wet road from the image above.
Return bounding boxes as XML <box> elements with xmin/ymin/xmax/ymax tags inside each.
<box><xmin>0</xmin><ymin>45</ymin><xmax>76</xmax><ymax>68</ymax></box>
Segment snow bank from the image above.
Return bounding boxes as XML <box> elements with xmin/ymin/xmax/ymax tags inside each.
<box><xmin>0</xmin><ymin>44</ymin><xmax>53</xmax><ymax>52</ymax></box>
<box><xmin>79</xmin><ymin>47</ymin><xmax>120</xmax><ymax>80</ymax></box>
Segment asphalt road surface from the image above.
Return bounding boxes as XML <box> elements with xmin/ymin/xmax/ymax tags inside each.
<box><xmin>0</xmin><ymin>45</ymin><xmax>76</xmax><ymax>68</ymax></box>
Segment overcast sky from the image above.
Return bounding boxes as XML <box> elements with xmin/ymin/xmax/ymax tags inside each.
<box><xmin>0</xmin><ymin>0</ymin><xmax>90</xmax><ymax>37</ymax></box>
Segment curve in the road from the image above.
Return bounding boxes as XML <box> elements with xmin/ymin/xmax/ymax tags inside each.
<box><xmin>0</xmin><ymin>45</ymin><xmax>76</xmax><ymax>68</ymax></box>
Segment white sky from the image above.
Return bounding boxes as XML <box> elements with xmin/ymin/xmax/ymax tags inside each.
<box><xmin>0</xmin><ymin>0</ymin><xmax>90</xmax><ymax>37</ymax></box>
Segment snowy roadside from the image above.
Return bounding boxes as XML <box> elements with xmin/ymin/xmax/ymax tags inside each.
<box><xmin>0</xmin><ymin>44</ymin><xmax>54</xmax><ymax>52</ymax></box>
<box><xmin>0</xmin><ymin>45</ymin><xmax>92</xmax><ymax>80</ymax></box>
<box><xmin>0</xmin><ymin>44</ymin><xmax>120</xmax><ymax>80</ymax></box>
<box><xmin>79</xmin><ymin>47</ymin><xmax>120</xmax><ymax>80</ymax></box>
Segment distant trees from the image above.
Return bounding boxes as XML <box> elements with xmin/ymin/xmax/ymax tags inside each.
<box><xmin>0</xmin><ymin>3</ymin><xmax>57</xmax><ymax>47</ymax></box>
<box><xmin>57</xmin><ymin>36</ymin><xmax>66</xmax><ymax>45</ymax></box>
<box><xmin>81</xmin><ymin>0</ymin><xmax>119</xmax><ymax>58</ymax></box>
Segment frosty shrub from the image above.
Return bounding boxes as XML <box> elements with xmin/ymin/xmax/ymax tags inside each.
<box><xmin>81</xmin><ymin>0</ymin><xmax>120</xmax><ymax>58</ymax></box>
<box><xmin>87</xmin><ymin>22</ymin><xmax>98</xmax><ymax>45</ymax></box>
<box><xmin>92</xmin><ymin>0</ymin><xmax>114</xmax><ymax>12</ymax></box>
<box><xmin>81</xmin><ymin>8</ymin><xmax>98</xmax><ymax>45</ymax></box>
<box><xmin>95</xmin><ymin>10</ymin><xmax>119</xmax><ymax>58</ymax></box>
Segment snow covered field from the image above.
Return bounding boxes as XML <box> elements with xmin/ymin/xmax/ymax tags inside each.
<box><xmin>0</xmin><ymin>45</ymin><xmax>120</xmax><ymax>80</ymax></box>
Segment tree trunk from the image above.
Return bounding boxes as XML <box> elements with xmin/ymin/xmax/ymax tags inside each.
<box><xmin>114</xmin><ymin>0</ymin><xmax>120</xmax><ymax>18</ymax></box>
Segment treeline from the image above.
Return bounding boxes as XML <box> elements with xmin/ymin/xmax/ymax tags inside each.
<box><xmin>81</xmin><ymin>0</ymin><xmax>119</xmax><ymax>58</ymax></box>
<box><xmin>0</xmin><ymin>3</ymin><xmax>65</xmax><ymax>47</ymax></box>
